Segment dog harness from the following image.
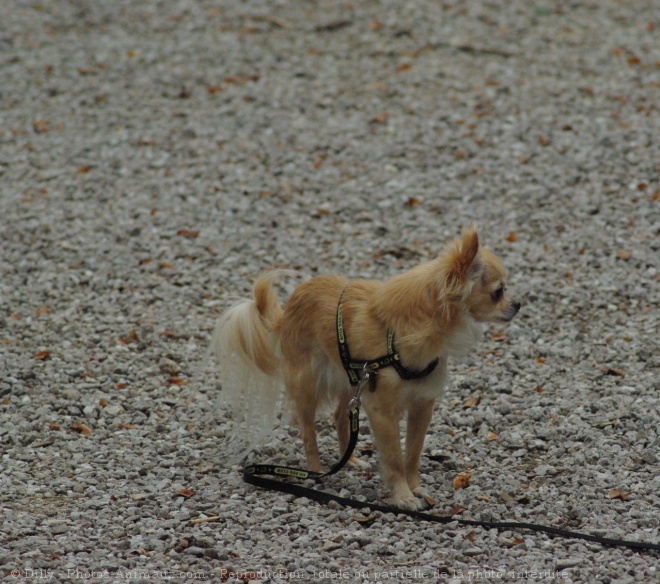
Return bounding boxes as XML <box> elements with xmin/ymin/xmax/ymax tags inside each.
<box><xmin>336</xmin><ymin>287</ymin><xmax>439</xmax><ymax>389</ymax></box>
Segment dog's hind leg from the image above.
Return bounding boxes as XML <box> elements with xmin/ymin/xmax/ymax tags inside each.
<box><xmin>298</xmin><ymin>404</ymin><xmax>321</xmax><ymax>472</ymax></box>
<box><xmin>285</xmin><ymin>366</ymin><xmax>322</xmax><ymax>472</ymax></box>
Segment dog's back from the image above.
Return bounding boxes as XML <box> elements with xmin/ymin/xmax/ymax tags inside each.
<box><xmin>278</xmin><ymin>274</ymin><xmax>347</xmax><ymax>362</ymax></box>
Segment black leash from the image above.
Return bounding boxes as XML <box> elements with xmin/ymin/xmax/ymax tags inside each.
<box><xmin>244</xmin><ymin>405</ymin><xmax>361</xmax><ymax>482</ymax></box>
<box><xmin>242</xmin><ymin>406</ymin><xmax>660</xmax><ymax>553</ymax></box>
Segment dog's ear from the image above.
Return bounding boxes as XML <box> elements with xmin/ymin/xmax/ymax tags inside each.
<box><xmin>454</xmin><ymin>225</ymin><xmax>480</xmax><ymax>276</ymax></box>
<box><xmin>439</xmin><ymin>225</ymin><xmax>481</xmax><ymax>302</ymax></box>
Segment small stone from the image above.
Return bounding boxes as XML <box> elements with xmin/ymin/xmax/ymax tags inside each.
<box><xmin>159</xmin><ymin>358</ymin><xmax>181</xmax><ymax>375</ymax></box>
<box><xmin>104</xmin><ymin>404</ymin><xmax>124</xmax><ymax>416</ymax></box>
<box><xmin>556</xmin><ymin>558</ymin><xmax>583</xmax><ymax>570</ymax></box>
<box><xmin>50</xmin><ymin>524</ymin><xmax>68</xmax><ymax>535</ymax></box>
<box><xmin>641</xmin><ymin>450</ymin><xmax>658</xmax><ymax>464</ymax></box>
<box><xmin>271</xmin><ymin>505</ymin><xmax>288</xmax><ymax>517</ymax></box>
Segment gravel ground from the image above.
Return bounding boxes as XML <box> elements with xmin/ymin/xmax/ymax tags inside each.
<box><xmin>1</xmin><ymin>1</ymin><xmax>659</xmax><ymax>582</ymax></box>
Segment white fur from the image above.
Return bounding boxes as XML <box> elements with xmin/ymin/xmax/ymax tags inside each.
<box><xmin>211</xmin><ymin>299</ymin><xmax>284</xmax><ymax>459</ymax></box>
<box><xmin>446</xmin><ymin>316</ymin><xmax>483</xmax><ymax>358</ymax></box>
<box><xmin>312</xmin><ymin>354</ymin><xmax>352</xmax><ymax>413</ymax></box>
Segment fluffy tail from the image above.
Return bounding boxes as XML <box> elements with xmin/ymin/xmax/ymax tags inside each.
<box><xmin>211</xmin><ymin>272</ymin><xmax>287</xmax><ymax>457</ymax></box>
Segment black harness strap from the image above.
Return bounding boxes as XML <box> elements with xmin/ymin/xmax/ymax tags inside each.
<box><xmin>336</xmin><ymin>288</ymin><xmax>439</xmax><ymax>388</ymax></box>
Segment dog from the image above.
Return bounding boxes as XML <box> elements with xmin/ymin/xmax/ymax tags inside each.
<box><xmin>213</xmin><ymin>226</ymin><xmax>520</xmax><ymax>509</ymax></box>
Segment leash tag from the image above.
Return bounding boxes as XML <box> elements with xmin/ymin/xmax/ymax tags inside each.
<box><xmin>273</xmin><ymin>467</ymin><xmax>310</xmax><ymax>479</ymax></box>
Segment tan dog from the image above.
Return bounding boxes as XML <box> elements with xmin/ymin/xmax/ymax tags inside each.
<box><xmin>213</xmin><ymin>226</ymin><xmax>520</xmax><ymax>509</ymax></box>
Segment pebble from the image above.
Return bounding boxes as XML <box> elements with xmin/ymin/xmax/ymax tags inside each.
<box><xmin>1</xmin><ymin>1</ymin><xmax>658</xmax><ymax>582</ymax></box>
<box><xmin>556</xmin><ymin>558</ymin><xmax>583</xmax><ymax>570</ymax></box>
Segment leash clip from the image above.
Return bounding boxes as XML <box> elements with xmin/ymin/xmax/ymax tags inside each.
<box><xmin>347</xmin><ymin>364</ymin><xmax>371</xmax><ymax>410</ymax></box>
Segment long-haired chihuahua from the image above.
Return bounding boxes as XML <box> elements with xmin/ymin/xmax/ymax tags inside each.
<box><xmin>213</xmin><ymin>226</ymin><xmax>520</xmax><ymax>509</ymax></box>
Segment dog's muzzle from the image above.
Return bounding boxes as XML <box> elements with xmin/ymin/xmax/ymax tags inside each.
<box><xmin>501</xmin><ymin>301</ymin><xmax>521</xmax><ymax>322</ymax></box>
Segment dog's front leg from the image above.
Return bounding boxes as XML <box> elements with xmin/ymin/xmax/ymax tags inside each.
<box><xmin>405</xmin><ymin>398</ymin><xmax>435</xmax><ymax>499</ymax></box>
<box><xmin>364</xmin><ymin>400</ymin><xmax>424</xmax><ymax>510</ymax></box>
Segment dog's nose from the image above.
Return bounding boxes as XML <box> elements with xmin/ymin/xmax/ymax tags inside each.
<box><xmin>512</xmin><ymin>301</ymin><xmax>521</xmax><ymax>313</ymax></box>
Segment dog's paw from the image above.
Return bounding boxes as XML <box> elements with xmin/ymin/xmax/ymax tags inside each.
<box><xmin>390</xmin><ymin>486</ymin><xmax>436</xmax><ymax>510</ymax></box>
<box><xmin>392</xmin><ymin>494</ymin><xmax>427</xmax><ymax>511</ymax></box>
<box><xmin>412</xmin><ymin>485</ymin><xmax>430</xmax><ymax>498</ymax></box>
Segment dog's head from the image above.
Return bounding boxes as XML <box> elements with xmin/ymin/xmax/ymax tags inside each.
<box><xmin>441</xmin><ymin>226</ymin><xmax>521</xmax><ymax>324</ymax></box>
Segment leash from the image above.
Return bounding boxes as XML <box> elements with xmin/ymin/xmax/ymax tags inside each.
<box><xmin>242</xmin><ymin>379</ymin><xmax>660</xmax><ymax>552</ymax></box>
<box><xmin>244</xmin><ymin>405</ymin><xmax>361</xmax><ymax>482</ymax></box>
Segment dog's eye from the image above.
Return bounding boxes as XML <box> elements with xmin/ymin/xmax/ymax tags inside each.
<box><xmin>491</xmin><ymin>287</ymin><xmax>504</xmax><ymax>302</ymax></box>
